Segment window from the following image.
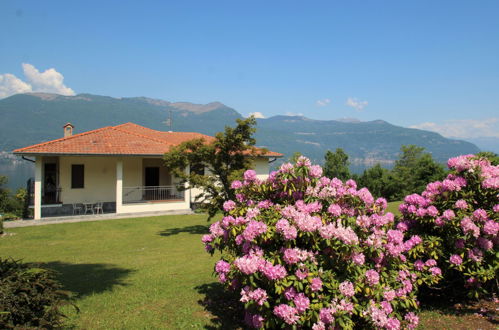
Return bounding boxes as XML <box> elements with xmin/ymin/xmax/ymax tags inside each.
<box><xmin>71</xmin><ymin>164</ymin><xmax>84</xmax><ymax>188</ymax></box>
<box><xmin>190</xmin><ymin>163</ymin><xmax>205</xmax><ymax>176</ymax></box>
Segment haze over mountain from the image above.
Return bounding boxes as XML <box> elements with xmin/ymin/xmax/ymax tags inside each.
<box><xmin>0</xmin><ymin>93</ymin><xmax>482</xmax><ymax>188</ymax></box>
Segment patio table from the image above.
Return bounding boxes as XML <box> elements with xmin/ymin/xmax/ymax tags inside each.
<box><xmin>83</xmin><ymin>202</ymin><xmax>94</xmax><ymax>214</ymax></box>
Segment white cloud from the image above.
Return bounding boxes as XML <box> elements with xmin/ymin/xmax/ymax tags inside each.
<box><xmin>346</xmin><ymin>97</ymin><xmax>368</xmax><ymax>111</ymax></box>
<box><xmin>0</xmin><ymin>73</ymin><xmax>32</xmax><ymax>98</ymax></box>
<box><xmin>316</xmin><ymin>98</ymin><xmax>331</xmax><ymax>107</ymax></box>
<box><xmin>285</xmin><ymin>112</ymin><xmax>304</xmax><ymax>116</ymax></box>
<box><xmin>0</xmin><ymin>63</ymin><xmax>75</xmax><ymax>99</ymax></box>
<box><xmin>410</xmin><ymin>118</ymin><xmax>499</xmax><ymax>138</ymax></box>
<box><xmin>248</xmin><ymin>111</ymin><xmax>265</xmax><ymax>119</ymax></box>
<box><xmin>22</xmin><ymin>63</ymin><xmax>75</xmax><ymax>95</ymax></box>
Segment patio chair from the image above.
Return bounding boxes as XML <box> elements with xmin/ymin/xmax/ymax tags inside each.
<box><xmin>94</xmin><ymin>202</ymin><xmax>104</xmax><ymax>214</ymax></box>
<box><xmin>72</xmin><ymin>203</ymin><xmax>82</xmax><ymax>215</ymax></box>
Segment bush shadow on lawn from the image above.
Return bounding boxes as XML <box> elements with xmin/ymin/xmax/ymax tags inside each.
<box><xmin>419</xmin><ymin>289</ymin><xmax>499</xmax><ymax>327</ymax></box>
<box><xmin>157</xmin><ymin>225</ymin><xmax>209</xmax><ymax>237</ymax></box>
<box><xmin>195</xmin><ymin>282</ymin><xmax>246</xmax><ymax>330</ymax></box>
<box><xmin>39</xmin><ymin>261</ymin><xmax>134</xmax><ymax>299</ymax></box>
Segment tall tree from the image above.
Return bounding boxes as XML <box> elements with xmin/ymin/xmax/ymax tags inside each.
<box><xmin>163</xmin><ymin>117</ymin><xmax>263</xmax><ymax>219</ymax></box>
<box><xmin>324</xmin><ymin>148</ymin><xmax>351</xmax><ymax>181</ymax></box>
<box><xmin>391</xmin><ymin>145</ymin><xmax>446</xmax><ymax>200</ymax></box>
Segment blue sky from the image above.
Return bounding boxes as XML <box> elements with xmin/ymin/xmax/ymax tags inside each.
<box><xmin>1</xmin><ymin>0</ymin><xmax>498</xmax><ymax>139</ymax></box>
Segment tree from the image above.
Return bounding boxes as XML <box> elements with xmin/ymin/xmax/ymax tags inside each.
<box><xmin>163</xmin><ymin>117</ymin><xmax>263</xmax><ymax>219</ymax></box>
<box><xmin>357</xmin><ymin>164</ymin><xmax>396</xmax><ymax>199</ymax></box>
<box><xmin>323</xmin><ymin>148</ymin><xmax>351</xmax><ymax>181</ymax></box>
<box><xmin>391</xmin><ymin>145</ymin><xmax>446</xmax><ymax>200</ymax></box>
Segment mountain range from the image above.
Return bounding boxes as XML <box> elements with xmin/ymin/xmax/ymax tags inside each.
<box><xmin>0</xmin><ymin>93</ymin><xmax>483</xmax><ymax>187</ymax></box>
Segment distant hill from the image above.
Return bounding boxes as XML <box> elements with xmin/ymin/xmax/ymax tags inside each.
<box><xmin>254</xmin><ymin>116</ymin><xmax>480</xmax><ymax>166</ymax></box>
<box><xmin>0</xmin><ymin>93</ymin><xmax>481</xmax><ymax>187</ymax></box>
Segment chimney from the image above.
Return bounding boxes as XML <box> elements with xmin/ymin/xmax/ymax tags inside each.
<box><xmin>63</xmin><ymin>123</ymin><xmax>74</xmax><ymax>137</ymax></box>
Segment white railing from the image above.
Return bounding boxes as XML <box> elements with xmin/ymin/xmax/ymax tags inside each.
<box><xmin>122</xmin><ymin>185</ymin><xmax>184</xmax><ymax>204</ymax></box>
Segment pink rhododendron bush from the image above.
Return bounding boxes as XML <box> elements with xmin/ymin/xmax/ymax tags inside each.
<box><xmin>399</xmin><ymin>154</ymin><xmax>498</xmax><ymax>298</ymax></box>
<box><xmin>202</xmin><ymin>157</ymin><xmax>438</xmax><ymax>329</ymax></box>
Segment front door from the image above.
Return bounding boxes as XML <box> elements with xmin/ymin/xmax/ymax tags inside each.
<box><xmin>145</xmin><ymin>167</ymin><xmax>159</xmax><ymax>200</ymax></box>
<box><xmin>145</xmin><ymin>167</ymin><xmax>159</xmax><ymax>186</ymax></box>
<box><xmin>44</xmin><ymin>163</ymin><xmax>58</xmax><ymax>204</ymax></box>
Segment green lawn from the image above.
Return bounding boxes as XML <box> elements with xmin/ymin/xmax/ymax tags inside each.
<box><xmin>0</xmin><ymin>215</ymin><xmax>226</xmax><ymax>329</ymax></box>
<box><xmin>1</xmin><ymin>214</ymin><xmax>496</xmax><ymax>329</ymax></box>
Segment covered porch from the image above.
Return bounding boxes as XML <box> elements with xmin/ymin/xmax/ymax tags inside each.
<box><xmin>30</xmin><ymin>155</ymin><xmax>190</xmax><ymax>219</ymax></box>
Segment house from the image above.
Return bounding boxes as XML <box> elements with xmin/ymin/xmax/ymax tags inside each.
<box><xmin>13</xmin><ymin>123</ymin><xmax>282</xmax><ymax>220</ymax></box>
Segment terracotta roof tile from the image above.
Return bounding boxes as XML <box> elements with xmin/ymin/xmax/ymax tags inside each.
<box><xmin>13</xmin><ymin>122</ymin><xmax>282</xmax><ymax>157</ymax></box>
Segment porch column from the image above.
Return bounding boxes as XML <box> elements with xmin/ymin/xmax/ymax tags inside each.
<box><xmin>116</xmin><ymin>160</ymin><xmax>123</xmax><ymax>214</ymax></box>
<box><xmin>184</xmin><ymin>165</ymin><xmax>190</xmax><ymax>207</ymax></box>
<box><xmin>34</xmin><ymin>157</ymin><xmax>42</xmax><ymax>220</ymax></box>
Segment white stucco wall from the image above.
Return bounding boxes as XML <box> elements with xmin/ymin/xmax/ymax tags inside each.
<box><xmin>59</xmin><ymin>156</ymin><xmax>117</xmax><ymax>203</ymax></box>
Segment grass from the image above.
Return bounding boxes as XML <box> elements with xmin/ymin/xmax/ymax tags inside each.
<box><xmin>387</xmin><ymin>200</ymin><xmax>402</xmax><ymax>216</ymax></box>
<box><xmin>1</xmin><ymin>214</ymin><xmax>497</xmax><ymax>329</ymax></box>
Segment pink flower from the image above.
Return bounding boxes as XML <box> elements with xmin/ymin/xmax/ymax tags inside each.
<box><xmin>234</xmin><ymin>255</ymin><xmax>263</xmax><ymax>275</ymax></box>
<box><xmin>405</xmin><ymin>312</ymin><xmax>419</xmax><ymax>330</ymax></box>
<box><xmin>365</xmin><ymin>269</ymin><xmax>380</xmax><ymax>286</ymax></box>
<box><xmin>442</xmin><ymin>209</ymin><xmax>455</xmax><ymax>220</ymax></box>
<box><xmin>477</xmin><ymin>237</ymin><xmax>493</xmax><ymax>250</ymax></box>
<box><xmin>311</xmin><ymin>277</ymin><xmax>323</xmax><ymax>291</ymax></box>
<box><xmin>384</xmin><ymin>289</ymin><xmax>396</xmax><ymax>301</ymax></box>
<box><xmin>319</xmin><ymin>307</ymin><xmax>335</xmax><ymax>324</ymax></box>
<box><xmin>454</xmin><ymin>199</ymin><xmax>468</xmax><ymax>210</ymax></box>
<box><xmin>425</xmin><ymin>259</ymin><xmax>437</xmax><ymax>267</ymax></box>
<box><xmin>351</xmin><ymin>252</ymin><xmax>365</xmax><ymax>265</ymax></box>
<box><xmin>339</xmin><ymin>281</ymin><xmax>355</xmax><ymax>297</ymax></box>
<box><xmin>244</xmin><ymin>169</ymin><xmax>257</xmax><ymax>182</ymax></box>
<box><xmin>461</xmin><ymin>217</ymin><xmax>480</xmax><ymax>237</ymax></box>
<box><xmin>293</xmin><ymin>293</ymin><xmax>310</xmax><ymax>313</ymax></box>
<box><xmin>483</xmin><ymin>220</ymin><xmax>499</xmax><ymax>236</ymax></box>
<box><xmin>327</xmin><ymin>204</ymin><xmax>342</xmax><ymax>217</ymax></box>
<box><xmin>467</xmin><ymin>248</ymin><xmax>483</xmax><ymax>262</ymax></box>
<box><xmin>429</xmin><ymin>267</ymin><xmax>442</xmax><ymax>276</ymax></box>
<box><xmin>223</xmin><ymin>200</ymin><xmax>236</xmax><ymax>211</ymax></box>
<box><xmin>273</xmin><ymin>304</ymin><xmax>299</xmax><ymax>325</ymax></box>
<box><xmin>472</xmin><ymin>209</ymin><xmax>488</xmax><ymax>222</ymax></box>
<box><xmin>242</xmin><ymin>220</ymin><xmax>267</xmax><ymax>241</ymax></box>
<box><xmin>414</xmin><ymin>260</ymin><xmax>424</xmax><ymax>270</ymax></box>
<box><xmin>295</xmin><ymin>269</ymin><xmax>308</xmax><ymax>280</ymax></box>
<box><xmin>276</xmin><ymin>219</ymin><xmax>298</xmax><ymax>240</ymax></box>
<box><xmin>284</xmin><ymin>287</ymin><xmax>297</xmax><ymax>300</ymax></box>
<box><xmin>387</xmin><ymin>229</ymin><xmax>404</xmax><ymax>244</ymax></box>
<box><xmin>215</xmin><ymin>260</ymin><xmax>231</xmax><ymax>273</ymax></box>
<box><xmin>231</xmin><ymin>180</ymin><xmax>243</xmax><ymax>189</ymax></box>
<box><xmin>386</xmin><ymin>317</ymin><xmax>401</xmax><ymax>330</ymax></box>
<box><xmin>309</xmin><ymin>165</ymin><xmax>323</xmax><ymax>178</ymax></box>
<box><xmin>260</xmin><ymin>262</ymin><xmax>287</xmax><ymax>280</ymax></box>
<box><xmin>449</xmin><ymin>254</ymin><xmax>463</xmax><ymax>265</ymax></box>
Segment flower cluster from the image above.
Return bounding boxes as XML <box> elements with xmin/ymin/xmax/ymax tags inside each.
<box><xmin>203</xmin><ymin>156</ymin><xmax>437</xmax><ymax>329</ymax></box>
<box><xmin>399</xmin><ymin>154</ymin><xmax>498</xmax><ymax>298</ymax></box>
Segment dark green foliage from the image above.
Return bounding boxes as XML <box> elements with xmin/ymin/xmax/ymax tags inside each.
<box><xmin>476</xmin><ymin>151</ymin><xmax>499</xmax><ymax>165</ymax></box>
<box><xmin>0</xmin><ymin>258</ymin><xmax>75</xmax><ymax>328</ymax></box>
<box><xmin>163</xmin><ymin>117</ymin><xmax>263</xmax><ymax>219</ymax></box>
<box><xmin>323</xmin><ymin>148</ymin><xmax>351</xmax><ymax>181</ymax></box>
<box><xmin>355</xmin><ymin>145</ymin><xmax>447</xmax><ymax>201</ymax></box>
<box><xmin>391</xmin><ymin>145</ymin><xmax>447</xmax><ymax>200</ymax></box>
<box><xmin>356</xmin><ymin>164</ymin><xmax>396</xmax><ymax>199</ymax></box>
<box><xmin>0</xmin><ymin>176</ymin><xmax>26</xmax><ymax>219</ymax></box>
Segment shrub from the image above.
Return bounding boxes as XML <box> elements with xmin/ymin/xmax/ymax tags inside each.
<box><xmin>398</xmin><ymin>154</ymin><xmax>498</xmax><ymax>299</ymax></box>
<box><xmin>0</xmin><ymin>258</ymin><xmax>74</xmax><ymax>328</ymax></box>
<box><xmin>203</xmin><ymin>157</ymin><xmax>438</xmax><ymax>329</ymax></box>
